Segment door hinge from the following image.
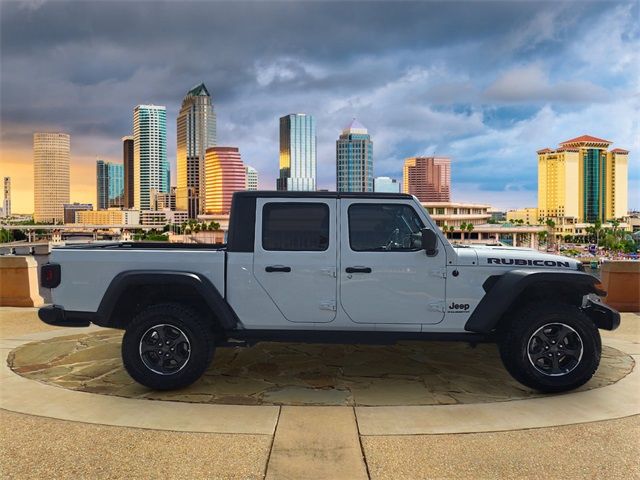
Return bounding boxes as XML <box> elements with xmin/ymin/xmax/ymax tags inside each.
<box><xmin>428</xmin><ymin>301</ymin><xmax>446</xmax><ymax>313</ymax></box>
<box><xmin>430</xmin><ymin>268</ymin><xmax>447</xmax><ymax>279</ymax></box>
<box><xmin>319</xmin><ymin>301</ymin><xmax>337</xmax><ymax>311</ymax></box>
<box><xmin>321</xmin><ymin>268</ymin><xmax>337</xmax><ymax>278</ymax></box>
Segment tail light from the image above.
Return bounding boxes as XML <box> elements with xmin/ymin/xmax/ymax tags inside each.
<box><xmin>41</xmin><ymin>263</ymin><xmax>61</xmax><ymax>288</ymax></box>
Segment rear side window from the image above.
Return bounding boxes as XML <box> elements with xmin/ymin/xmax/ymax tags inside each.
<box><xmin>348</xmin><ymin>203</ymin><xmax>424</xmax><ymax>251</ymax></box>
<box><xmin>262</xmin><ymin>203</ymin><xmax>330</xmax><ymax>251</ymax></box>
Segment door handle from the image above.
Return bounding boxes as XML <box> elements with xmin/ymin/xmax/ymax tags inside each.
<box><xmin>345</xmin><ymin>266</ymin><xmax>372</xmax><ymax>274</ymax></box>
<box><xmin>265</xmin><ymin>265</ymin><xmax>291</xmax><ymax>273</ymax></box>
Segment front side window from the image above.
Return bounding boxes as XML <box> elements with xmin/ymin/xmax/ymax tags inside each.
<box><xmin>348</xmin><ymin>203</ymin><xmax>424</xmax><ymax>251</ymax></box>
<box><xmin>262</xmin><ymin>202</ymin><xmax>329</xmax><ymax>251</ymax></box>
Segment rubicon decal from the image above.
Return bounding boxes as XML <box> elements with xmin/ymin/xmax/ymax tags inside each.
<box><xmin>487</xmin><ymin>258</ymin><xmax>572</xmax><ymax>268</ymax></box>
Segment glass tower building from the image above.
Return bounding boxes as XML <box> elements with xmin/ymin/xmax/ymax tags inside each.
<box><xmin>277</xmin><ymin>114</ymin><xmax>316</xmax><ymax>191</ymax></box>
<box><xmin>336</xmin><ymin>119</ymin><xmax>373</xmax><ymax>192</ymax></box>
<box><xmin>133</xmin><ymin>105</ymin><xmax>168</xmax><ymax>211</ymax></box>
<box><xmin>97</xmin><ymin>160</ymin><xmax>124</xmax><ymax>209</ymax></box>
<box><xmin>122</xmin><ymin>136</ymin><xmax>134</xmax><ymax>208</ymax></box>
<box><xmin>176</xmin><ymin>83</ymin><xmax>216</xmax><ymax>218</ymax></box>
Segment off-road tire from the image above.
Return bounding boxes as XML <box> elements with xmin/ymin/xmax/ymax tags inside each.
<box><xmin>499</xmin><ymin>302</ymin><xmax>601</xmax><ymax>393</ymax></box>
<box><xmin>122</xmin><ymin>303</ymin><xmax>215</xmax><ymax>390</ymax></box>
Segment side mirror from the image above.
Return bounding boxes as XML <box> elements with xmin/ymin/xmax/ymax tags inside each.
<box><xmin>421</xmin><ymin>228</ymin><xmax>439</xmax><ymax>257</ymax></box>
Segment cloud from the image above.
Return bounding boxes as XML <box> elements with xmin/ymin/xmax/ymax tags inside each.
<box><xmin>0</xmin><ymin>0</ymin><xmax>638</xmax><ymax>211</ymax></box>
<box><xmin>484</xmin><ymin>64</ymin><xmax>610</xmax><ymax>104</ymax></box>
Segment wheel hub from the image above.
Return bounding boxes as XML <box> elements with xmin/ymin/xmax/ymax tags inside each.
<box><xmin>526</xmin><ymin>322</ymin><xmax>584</xmax><ymax>377</ymax></box>
<box><xmin>139</xmin><ymin>324</ymin><xmax>191</xmax><ymax>375</ymax></box>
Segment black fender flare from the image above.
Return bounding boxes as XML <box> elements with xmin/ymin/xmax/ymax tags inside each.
<box><xmin>464</xmin><ymin>269</ymin><xmax>605</xmax><ymax>334</ymax></box>
<box><xmin>96</xmin><ymin>270</ymin><xmax>239</xmax><ymax>330</ymax></box>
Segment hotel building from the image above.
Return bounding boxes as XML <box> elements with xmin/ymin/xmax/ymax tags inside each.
<box><xmin>403</xmin><ymin>156</ymin><xmax>451</xmax><ymax>202</ymax></box>
<box><xmin>205</xmin><ymin>147</ymin><xmax>246</xmax><ymax>214</ymax></box>
<box><xmin>336</xmin><ymin>119</ymin><xmax>373</xmax><ymax>192</ymax></box>
<box><xmin>538</xmin><ymin>135</ymin><xmax>628</xmax><ymax>223</ymax></box>
<box><xmin>33</xmin><ymin>132</ymin><xmax>70</xmax><ymax>223</ymax></box>
<box><xmin>133</xmin><ymin>105</ymin><xmax>168</xmax><ymax>211</ymax></box>
<box><xmin>245</xmin><ymin>165</ymin><xmax>259</xmax><ymax>191</ymax></box>
<box><xmin>176</xmin><ymin>83</ymin><xmax>216</xmax><ymax>218</ymax></box>
<box><xmin>277</xmin><ymin>114</ymin><xmax>316</xmax><ymax>191</ymax></box>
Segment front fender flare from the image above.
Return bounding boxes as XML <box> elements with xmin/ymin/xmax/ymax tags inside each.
<box><xmin>464</xmin><ymin>269</ymin><xmax>604</xmax><ymax>334</ymax></box>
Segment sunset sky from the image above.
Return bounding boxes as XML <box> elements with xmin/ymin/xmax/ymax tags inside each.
<box><xmin>1</xmin><ymin>0</ymin><xmax>638</xmax><ymax>214</ymax></box>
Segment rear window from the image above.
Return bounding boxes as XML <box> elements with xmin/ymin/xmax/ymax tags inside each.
<box><xmin>262</xmin><ymin>203</ymin><xmax>330</xmax><ymax>251</ymax></box>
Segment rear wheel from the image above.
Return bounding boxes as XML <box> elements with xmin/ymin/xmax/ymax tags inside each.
<box><xmin>122</xmin><ymin>303</ymin><xmax>215</xmax><ymax>390</ymax></box>
<box><xmin>499</xmin><ymin>302</ymin><xmax>601</xmax><ymax>392</ymax></box>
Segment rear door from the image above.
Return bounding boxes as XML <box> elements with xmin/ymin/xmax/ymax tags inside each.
<box><xmin>252</xmin><ymin>198</ymin><xmax>337</xmax><ymax>323</ymax></box>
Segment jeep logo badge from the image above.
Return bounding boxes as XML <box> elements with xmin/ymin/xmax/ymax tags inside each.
<box><xmin>448</xmin><ymin>302</ymin><xmax>470</xmax><ymax>312</ymax></box>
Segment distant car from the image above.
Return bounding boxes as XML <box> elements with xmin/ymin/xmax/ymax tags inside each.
<box><xmin>39</xmin><ymin>192</ymin><xmax>619</xmax><ymax>393</ymax></box>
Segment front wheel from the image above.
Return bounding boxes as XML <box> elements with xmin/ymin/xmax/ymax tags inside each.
<box><xmin>122</xmin><ymin>303</ymin><xmax>215</xmax><ymax>390</ymax></box>
<box><xmin>499</xmin><ymin>303</ymin><xmax>601</xmax><ymax>393</ymax></box>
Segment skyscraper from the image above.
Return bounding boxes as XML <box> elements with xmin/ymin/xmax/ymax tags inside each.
<box><xmin>97</xmin><ymin>160</ymin><xmax>125</xmax><ymax>209</ymax></box>
<box><xmin>204</xmin><ymin>147</ymin><xmax>246</xmax><ymax>214</ymax></box>
<box><xmin>374</xmin><ymin>176</ymin><xmax>400</xmax><ymax>193</ymax></box>
<box><xmin>122</xmin><ymin>136</ymin><xmax>134</xmax><ymax>208</ymax></box>
<box><xmin>2</xmin><ymin>177</ymin><xmax>10</xmax><ymax>217</ymax></box>
<box><xmin>277</xmin><ymin>114</ymin><xmax>316</xmax><ymax>191</ymax></box>
<box><xmin>133</xmin><ymin>105</ymin><xmax>168</xmax><ymax>211</ymax></box>
<box><xmin>402</xmin><ymin>156</ymin><xmax>451</xmax><ymax>202</ymax></box>
<box><xmin>33</xmin><ymin>132</ymin><xmax>70</xmax><ymax>223</ymax></box>
<box><xmin>176</xmin><ymin>83</ymin><xmax>217</xmax><ymax>218</ymax></box>
<box><xmin>245</xmin><ymin>165</ymin><xmax>259</xmax><ymax>190</ymax></box>
<box><xmin>537</xmin><ymin>135</ymin><xmax>628</xmax><ymax>222</ymax></box>
<box><xmin>336</xmin><ymin>119</ymin><xmax>373</xmax><ymax>192</ymax></box>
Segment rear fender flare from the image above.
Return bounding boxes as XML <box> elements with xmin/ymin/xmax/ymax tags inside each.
<box><xmin>97</xmin><ymin>270</ymin><xmax>238</xmax><ymax>330</ymax></box>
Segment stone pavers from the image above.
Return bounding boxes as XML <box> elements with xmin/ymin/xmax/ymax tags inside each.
<box><xmin>8</xmin><ymin>329</ymin><xmax>634</xmax><ymax>406</ymax></box>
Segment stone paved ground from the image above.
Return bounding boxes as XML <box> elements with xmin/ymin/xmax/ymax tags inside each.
<box><xmin>8</xmin><ymin>329</ymin><xmax>634</xmax><ymax>406</ymax></box>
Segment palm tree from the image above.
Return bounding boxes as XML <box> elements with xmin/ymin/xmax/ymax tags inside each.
<box><xmin>466</xmin><ymin>223</ymin><xmax>474</xmax><ymax>243</ymax></box>
<box><xmin>459</xmin><ymin>223</ymin><xmax>467</xmax><ymax>243</ymax></box>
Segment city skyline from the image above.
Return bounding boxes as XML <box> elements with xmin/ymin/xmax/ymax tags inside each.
<box><xmin>1</xmin><ymin>1</ymin><xmax>638</xmax><ymax>212</ymax></box>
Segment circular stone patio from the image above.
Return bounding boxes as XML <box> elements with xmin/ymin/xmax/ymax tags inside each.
<box><xmin>8</xmin><ymin>330</ymin><xmax>634</xmax><ymax>406</ymax></box>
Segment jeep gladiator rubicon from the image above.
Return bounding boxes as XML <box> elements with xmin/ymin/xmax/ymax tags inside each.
<box><xmin>39</xmin><ymin>192</ymin><xmax>620</xmax><ymax>392</ymax></box>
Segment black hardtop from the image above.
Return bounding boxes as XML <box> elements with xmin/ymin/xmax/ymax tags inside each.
<box><xmin>233</xmin><ymin>191</ymin><xmax>413</xmax><ymax>200</ymax></box>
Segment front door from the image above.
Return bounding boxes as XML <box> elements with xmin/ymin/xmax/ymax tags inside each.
<box><xmin>339</xmin><ymin>199</ymin><xmax>446</xmax><ymax>324</ymax></box>
<box><xmin>253</xmin><ymin>198</ymin><xmax>337</xmax><ymax>323</ymax></box>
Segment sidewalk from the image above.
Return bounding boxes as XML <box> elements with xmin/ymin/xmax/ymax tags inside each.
<box><xmin>1</xmin><ymin>308</ymin><xmax>638</xmax><ymax>479</ymax></box>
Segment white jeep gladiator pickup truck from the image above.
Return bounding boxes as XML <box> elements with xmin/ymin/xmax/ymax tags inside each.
<box><xmin>39</xmin><ymin>192</ymin><xmax>620</xmax><ymax>392</ymax></box>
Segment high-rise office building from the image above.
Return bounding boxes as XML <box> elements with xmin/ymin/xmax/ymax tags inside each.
<box><xmin>133</xmin><ymin>105</ymin><xmax>168</xmax><ymax>211</ymax></box>
<box><xmin>374</xmin><ymin>176</ymin><xmax>400</xmax><ymax>193</ymax></box>
<box><xmin>204</xmin><ymin>147</ymin><xmax>246</xmax><ymax>214</ymax></box>
<box><xmin>97</xmin><ymin>160</ymin><xmax>125</xmax><ymax>209</ymax></box>
<box><xmin>3</xmin><ymin>177</ymin><xmax>10</xmax><ymax>217</ymax></box>
<box><xmin>277</xmin><ymin>114</ymin><xmax>316</xmax><ymax>191</ymax></box>
<box><xmin>176</xmin><ymin>83</ymin><xmax>217</xmax><ymax>218</ymax></box>
<box><xmin>63</xmin><ymin>202</ymin><xmax>93</xmax><ymax>224</ymax></box>
<box><xmin>537</xmin><ymin>135</ymin><xmax>629</xmax><ymax>222</ymax></box>
<box><xmin>33</xmin><ymin>132</ymin><xmax>70</xmax><ymax>223</ymax></box>
<box><xmin>122</xmin><ymin>136</ymin><xmax>134</xmax><ymax>208</ymax></box>
<box><xmin>402</xmin><ymin>156</ymin><xmax>451</xmax><ymax>202</ymax></box>
<box><xmin>336</xmin><ymin>119</ymin><xmax>373</xmax><ymax>192</ymax></box>
<box><xmin>152</xmin><ymin>187</ymin><xmax>177</xmax><ymax>211</ymax></box>
<box><xmin>245</xmin><ymin>165</ymin><xmax>258</xmax><ymax>191</ymax></box>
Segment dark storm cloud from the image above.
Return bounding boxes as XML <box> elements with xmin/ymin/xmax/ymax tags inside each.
<box><xmin>1</xmin><ymin>0</ymin><xmax>638</xmax><ymax>209</ymax></box>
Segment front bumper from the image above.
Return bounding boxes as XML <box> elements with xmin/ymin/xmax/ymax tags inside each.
<box><xmin>583</xmin><ymin>296</ymin><xmax>621</xmax><ymax>331</ymax></box>
<box><xmin>38</xmin><ymin>305</ymin><xmax>92</xmax><ymax>327</ymax></box>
